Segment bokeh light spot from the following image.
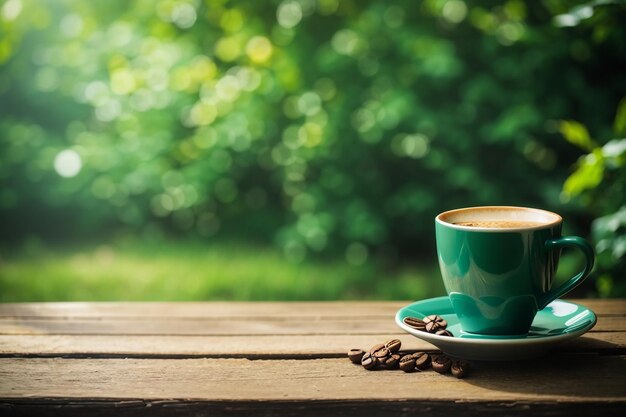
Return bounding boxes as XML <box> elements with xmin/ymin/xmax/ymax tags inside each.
<box><xmin>299</xmin><ymin>122</ymin><xmax>323</xmax><ymax>147</ymax></box>
<box><xmin>54</xmin><ymin>149</ymin><xmax>82</xmax><ymax>178</ymax></box>
<box><xmin>246</xmin><ymin>36</ymin><xmax>273</xmax><ymax>64</ymax></box>
<box><xmin>190</xmin><ymin>102</ymin><xmax>217</xmax><ymax>126</ymax></box>
<box><xmin>331</xmin><ymin>29</ymin><xmax>364</xmax><ymax>56</ymax></box>
<box><xmin>215</xmin><ymin>37</ymin><xmax>241</xmax><ymax>62</ymax></box>
<box><xmin>277</xmin><ymin>1</ymin><xmax>303</xmax><ymax>29</ymax></box>
<box><xmin>297</xmin><ymin>91</ymin><xmax>321</xmax><ymax>116</ymax></box>
<box><xmin>391</xmin><ymin>134</ymin><xmax>430</xmax><ymax>158</ymax></box>
<box><xmin>110</xmin><ymin>68</ymin><xmax>136</xmax><ymax>95</ymax></box>
<box><xmin>171</xmin><ymin>2</ymin><xmax>197</xmax><ymax>29</ymax></box>
<box><xmin>442</xmin><ymin>0</ymin><xmax>468</xmax><ymax>24</ymax></box>
<box><xmin>1</xmin><ymin>0</ymin><xmax>22</xmax><ymax>21</ymax></box>
<box><xmin>220</xmin><ymin>8</ymin><xmax>245</xmax><ymax>32</ymax></box>
<box><xmin>60</xmin><ymin>14</ymin><xmax>83</xmax><ymax>37</ymax></box>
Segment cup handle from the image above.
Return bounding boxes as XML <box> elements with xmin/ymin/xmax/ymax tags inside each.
<box><xmin>538</xmin><ymin>236</ymin><xmax>595</xmax><ymax>310</ymax></box>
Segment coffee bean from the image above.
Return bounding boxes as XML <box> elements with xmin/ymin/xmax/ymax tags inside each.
<box><xmin>412</xmin><ymin>352</ymin><xmax>432</xmax><ymax>370</ymax></box>
<box><xmin>399</xmin><ymin>354</ymin><xmax>417</xmax><ymax>372</ymax></box>
<box><xmin>348</xmin><ymin>338</ymin><xmax>473</xmax><ymax>377</ymax></box>
<box><xmin>361</xmin><ymin>351</ymin><xmax>378</xmax><ymax>370</ymax></box>
<box><xmin>373</xmin><ymin>346</ymin><xmax>390</xmax><ymax>359</ymax></box>
<box><xmin>424</xmin><ymin>315</ymin><xmax>448</xmax><ymax>333</ymax></box>
<box><xmin>384</xmin><ymin>338</ymin><xmax>402</xmax><ymax>353</ymax></box>
<box><xmin>432</xmin><ymin>354</ymin><xmax>452</xmax><ymax>374</ymax></box>
<box><xmin>382</xmin><ymin>353</ymin><xmax>401</xmax><ymax>370</ymax></box>
<box><xmin>348</xmin><ymin>348</ymin><xmax>365</xmax><ymax>364</ymax></box>
<box><xmin>451</xmin><ymin>360</ymin><xmax>470</xmax><ymax>379</ymax></box>
<box><xmin>403</xmin><ymin>317</ymin><xmax>426</xmax><ymax>331</ymax></box>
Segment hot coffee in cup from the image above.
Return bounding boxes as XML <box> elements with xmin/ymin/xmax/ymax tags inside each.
<box><xmin>435</xmin><ymin>206</ymin><xmax>594</xmax><ymax>335</ymax></box>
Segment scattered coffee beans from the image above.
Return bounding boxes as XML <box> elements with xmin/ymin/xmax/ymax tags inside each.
<box><xmin>348</xmin><ymin>348</ymin><xmax>365</xmax><ymax>364</ymax></box>
<box><xmin>361</xmin><ymin>351</ymin><xmax>377</xmax><ymax>370</ymax></box>
<box><xmin>399</xmin><ymin>353</ymin><xmax>416</xmax><ymax>372</ymax></box>
<box><xmin>451</xmin><ymin>360</ymin><xmax>470</xmax><ymax>379</ymax></box>
<box><xmin>349</xmin><ymin>314</ymin><xmax>471</xmax><ymax>378</ymax></box>
<box><xmin>413</xmin><ymin>351</ymin><xmax>432</xmax><ymax>371</ymax></box>
<box><xmin>403</xmin><ymin>315</ymin><xmax>453</xmax><ymax>336</ymax></box>
<box><xmin>385</xmin><ymin>339</ymin><xmax>402</xmax><ymax>353</ymax></box>
<box><xmin>403</xmin><ymin>317</ymin><xmax>426</xmax><ymax>331</ymax></box>
<box><xmin>382</xmin><ymin>353</ymin><xmax>401</xmax><ymax>370</ymax></box>
<box><xmin>432</xmin><ymin>354</ymin><xmax>452</xmax><ymax>374</ymax></box>
<box><xmin>424</xmin><ymin>315</ymin><xmax>448</xmax><ymax>333</ymax></box>
<box><xmin>373</xmin><ymin>346</ymin><xmax>391</xmax><ymax>359</ymax></box>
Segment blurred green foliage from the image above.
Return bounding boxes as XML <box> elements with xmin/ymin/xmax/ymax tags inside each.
<box><xmin>558</xmin><ymin>97</ymin><xmax>626</xmax><ymax>297</ymax></box>
<box><xmin>1</xmin><ymin>0</ymin><xmax>625</xmax><ymax>296</ymax></box>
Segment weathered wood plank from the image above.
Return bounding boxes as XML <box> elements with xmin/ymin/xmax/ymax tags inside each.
<box><xmin>0</xmin><ymin>333</ymin><xmax>624</xmax><ymax>357</ymax></box>
<box><xmin>0</xmin><ymin>299</ymin><xmax>622</xmax><ymax>319</ymax></box>
<box><xmin>0</xmin><ymin>315</ymin><xmax>622</xmax><ymax>335</ymax></box>
<box><xmin>0</xmin><ymin>302</ymin><xmax>409</xmax><ymax>318</ymax></box>
<box><xmin>0</xmin><ymin>318</ymin><xmax>403</xmax><ymax>336</ymax></box>
<box><xmin>1</xmin><ymin>357</ymin><xmax>625</xmax><ymax>402</ymax></box>
<box><xmin>2</xmin><ymin>399</ymin><xmax>625</xmax><ymax>417</ymax></box>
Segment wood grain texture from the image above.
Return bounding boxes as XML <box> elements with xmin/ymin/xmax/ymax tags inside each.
<box><xmin>0</xmin><ymin>301</ymin><xmax>409</xmax><ymax>318</ymax></box>
<box><xmin>0</xmin><ymin>333</ymin><xmax>624</xmax><ymax>357</ymax></box>
<box><xmin>0</xmin><ymin>315</ymin><xmax>622</xmax><ymax>335</ymax></box>
<box><xmin>0</xmin><ymin>300</ymin><xmax>624</xmax><ymax>416</ymax></box>
<box><xmin>1</xmin><ymin>357</ymin><xmax>625</xmax><ymax>402</ymax></box>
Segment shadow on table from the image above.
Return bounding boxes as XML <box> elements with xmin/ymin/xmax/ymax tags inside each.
<box><xmin>465</xmin><ymin>337</ymin><xmax>626</xmax><ymax>399</ymax></box>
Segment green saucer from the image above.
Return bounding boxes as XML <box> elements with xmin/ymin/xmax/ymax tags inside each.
<box><xmin>395</xmin><ymin>296</ymin><xmax>596</xmax><ymax>361</ymax></box>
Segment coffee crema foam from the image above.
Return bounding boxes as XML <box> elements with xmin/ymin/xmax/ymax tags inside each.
<box><xmin>454</xmin><ymin>220</ymin><xmax>545</xmax><ymax>228</ymax></box>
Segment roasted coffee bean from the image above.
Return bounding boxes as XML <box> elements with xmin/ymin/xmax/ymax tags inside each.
<box><xmin>435</xmin><ymin>329</ymin><xmax>453</xmax><ymax>337</ymax></box>
<box><xmin>348</xmin><ymin>348</ymin><xmax>365</xmax><ymax>364</ymax></box>
<box><xmin>412</xmin><ymin>352</ymin><xmax>432</xmax><ymax>370</ymax></box>
<box><xmin>382</xmin><ymin>353</ymin><xmax>401</xmax><ymax>370</ymax></box>
<box><xmin>451</xmin><ymin>360</ymin><xmax>470</xmax><ymax>379</ymax></box>
<box><xmin>403</xmin><ymin>317</ymin><xmax>426</xmax><ymax>331</ymax></box>
<box><xmin>361</xmin><ymin>351</ymin><xmax>378</xmax><ymax>370</ymax></box>
<box><xmin>384</xmin><ymin>339</ymin><xmax>402</xmax><ymax>353</ymax></box>
<box><xmin>373</xmin><ymin>346</ymin><xmax>391</xmax><ymax>359</ymax></box>
<box><xmin>424</xmin><ymin>315</ymin><xmax>448</xmax><ymax>333</ymax></box>
<box><xmin>432</xmin><ymin>354</ymin><xmax>452</xmax><ymax>374</ymax></box>
<box><xmin>399</xmin><ymin>354</ymin><xmax>417</xmax><ymax>372</ymax></box>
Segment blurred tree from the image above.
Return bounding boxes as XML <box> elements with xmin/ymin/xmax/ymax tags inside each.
<box><xmin>0</xmin><ymin>0</ymin><xmax>625</xmax><ymax>288</ymax></box>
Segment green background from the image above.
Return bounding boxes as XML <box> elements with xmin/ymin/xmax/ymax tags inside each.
<box><xmin>1</xmin><ymin>0</ymin><xmax>625</xmax><ymax>301</ymax></box>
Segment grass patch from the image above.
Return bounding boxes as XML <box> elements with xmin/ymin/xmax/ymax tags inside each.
<box><xmin>0</xmin><ymin>240</ymin><xmax>445</xmax><ymax>302</ymax></box>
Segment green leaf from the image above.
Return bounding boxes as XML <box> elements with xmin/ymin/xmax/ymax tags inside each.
<box><xmin>563</xmin><ymin>150</ymin><xmax>604</xmax><ymax>196</ymax></box>
<box><xmin>559</xmin><ymin>120</ymin><xmax>596</xmax><ymax>151</ymax></box>
<box><xmin>614</xmin><ymin>97</ymin><xmax>626</xmax><ymax>135</ymax></box>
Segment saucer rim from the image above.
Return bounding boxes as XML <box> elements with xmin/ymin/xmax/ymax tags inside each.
<box><xmin>395</xmin><ymin>296</ymin><xmax>597</xmax><ymax>346</ymax></box>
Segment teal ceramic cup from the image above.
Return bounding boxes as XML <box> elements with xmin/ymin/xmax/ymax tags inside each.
<box><xmin>435</xmin><ymin>206</ymin><xmax>594</xmax><ymax>335</ymax></box>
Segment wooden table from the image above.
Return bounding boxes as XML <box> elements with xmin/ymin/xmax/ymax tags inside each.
<box><xmin>0</xmin><ymin>299</ymin><xmax>625</xmax><ymax>416</ymax></box>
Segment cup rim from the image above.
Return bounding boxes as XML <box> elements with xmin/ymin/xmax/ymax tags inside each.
<box><xmin>436</xmin><ymin>206</ymin><xmax>563</xmax><ymax>232</ymax></box>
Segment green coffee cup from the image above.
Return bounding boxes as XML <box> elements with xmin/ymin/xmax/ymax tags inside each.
<box><xmin>435</xmin><ymin>206</ymin><xmax>594</xmax><ymax>335</ymax></box>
